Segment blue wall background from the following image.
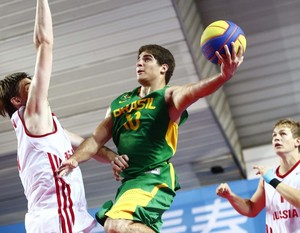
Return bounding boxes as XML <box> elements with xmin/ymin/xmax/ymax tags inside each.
<box><xmin>0</xmin><ymin>178</ymin><xmax>265</xmax><ymax>233</ymax></box>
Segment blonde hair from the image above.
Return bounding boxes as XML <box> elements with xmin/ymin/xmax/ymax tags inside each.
<box><xmin>273</xmin><ymin>118</ymin><xmax>300</xmax><ymax>138</ymax></box>
<box><xmin>273</xmin><ymin>118</ymin><xmax>300</xmax><ymax>152</ymax></box>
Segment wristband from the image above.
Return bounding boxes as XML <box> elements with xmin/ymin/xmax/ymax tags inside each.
<box><xmin>269</xmin><ymin>178</ymin><xmax>281</xmax><ymax>189</ymax></box>
<box><xmin>263</xmin><ymin>169</ymin><xmax>275</xmax><ymax>184</ymax></box>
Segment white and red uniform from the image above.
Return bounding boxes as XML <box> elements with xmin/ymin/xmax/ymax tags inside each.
<box><xmin>265</xmin><ymin>161</ymin><xmax>300</xmax><ymax>233</ymax></box>
<box><xmin>12</xmin><ymin>107</ymin><xmax>95</xmax><ymax>233</ymax></box>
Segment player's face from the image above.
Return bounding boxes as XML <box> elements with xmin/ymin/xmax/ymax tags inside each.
<box><xmin>136</xmin><ymin>52</ymin><xmax>164</xmax><ymax>84</ymax></box>
<box><xmin>18</xmin><ymin>78</ymin><xmax>31</xmax><ymax>105</ymax></box>
<box><xmin>272</xmin><ymin>126</ymin><xmax>299</xmax><ymax>155</ymax></box>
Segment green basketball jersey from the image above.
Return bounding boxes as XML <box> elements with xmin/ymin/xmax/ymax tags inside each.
<box><xmin>110</xmin><ymin>86</ymin><xmax>188</xmax><ymax>178</ymax></box>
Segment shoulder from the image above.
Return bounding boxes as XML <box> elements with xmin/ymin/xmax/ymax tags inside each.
<box><xmin>164</xmin><ymin>85</ymin><xmax>180</xmax><ymax>99</ymax></box>
<box><xmin>165</xmin><ymin>85</ymin><xmax>178</xmax><ymax>92</ymax></box>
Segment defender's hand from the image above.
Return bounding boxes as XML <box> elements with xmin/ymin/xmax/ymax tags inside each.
<box><xmin>216</xmin><ymin>183</ymin><xmax>232</xmax><ymax>198</ymax></box>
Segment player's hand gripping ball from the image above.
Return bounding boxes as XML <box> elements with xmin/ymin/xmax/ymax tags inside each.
<box><xmin>200</xmin><ymin>20</ymin><xmax>246</xmax><ymax>64</ymax></box>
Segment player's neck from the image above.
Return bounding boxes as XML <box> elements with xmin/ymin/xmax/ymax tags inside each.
<box><xmin>279</xmin><ymin>151</ymin><xmax>300</xmax><ymax>173</ymax></box>
<box><xmin>139</xmin><ymin>83</ymin><xmax>165</xmax><ymax>98</ymax></box>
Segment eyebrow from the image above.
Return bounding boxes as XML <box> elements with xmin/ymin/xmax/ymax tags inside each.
<box><xmin>138</xmin><ymin>54</ymin><xmax>153</xmax><ymax>60</ymax></box>
<box><xmin>273</xmin><ymin>129</ymin><xmax>288</xmax><ymax>134</ymax></box>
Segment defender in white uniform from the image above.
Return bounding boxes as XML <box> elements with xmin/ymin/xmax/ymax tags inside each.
<box><xmin>0</xmin><ymin>0</ymin><xmax>127</xmax><ymax>232</ymax></box>
<box><xmin>216</xmin><ymin>118</ymin><xmax>300</xmax><ymax>233</ymax></box>
<box><xmin>0</xmin><ymin>0</ymin><xmax>96</xmax><ymax>232</ymax></box>
<box><xmin>265</xmin><ymin>163</ymin><xmax>300</xmax><ymax>233</ymax></box>
<box><xmin>12</xmin><ymin>107</ymin><xmax>95</xmax><ymax>233</ymax></box>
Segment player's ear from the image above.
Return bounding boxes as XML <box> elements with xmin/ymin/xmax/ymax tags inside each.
<box><xmin>160</xmin><ymin>64</ymin><xmax>169</xmax><ymax>74</ymax></box>
<box><xmin>295</xmin><ymin>137</ymin><xmax>300</xmax><ymax>148</ymax></box>
<box><xmin>10</xmin><ymin>96</ymin><xmax>22</xmax><ymax>108</ymax></box>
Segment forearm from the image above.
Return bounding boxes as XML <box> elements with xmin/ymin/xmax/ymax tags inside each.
<box><xmin>31</xmin><ymin>0</ymin><xmax>53</xmax><ymax>101</ymax></box>
<box><xmin>187</xmin><ymin>73</ymin><xmax>226</xmax><ymax>102</ymax></box>
<box><xmin>72</xmin><ymin>135</ymin><xmax>100</xmax><ymax>164</ymax></box>
<box><xmin>190</xmin><ymin>43</ymin><xmax>242</xmax><ymax>99</ymax></box>
<box><xmin>70</xmin><ymin>111</ymin><xmax>113</xmax><ymax>164</ymax></box>
<box><xmin>34</xmin><ymin>0</ymin><xmax>53</xmax><ymax>47</ymax></box>
<box><xmin>93</xmin><ymin>146</ymin><xmax>118</xmax><ymax>163</ymax></box>
<box><xmin>170</xmin><ymin>73</ymin><xmax>228</xmax><ymax>114</ymax></box>
<box><xmin>274</xmin><ymin>183</ymin><xmax>300</xmax><ymax>208</ymax></box>
<box><xmin>227</xmin><ymin>194</ymin><xmax>258</xmax><ymax>217</ymax></box>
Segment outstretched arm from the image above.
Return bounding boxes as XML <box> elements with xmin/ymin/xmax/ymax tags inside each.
<box><xmin>58</xmin><ymin>109</ymin><xmax>128</xmax><ymax>178</ymax></box>
<box><xmin>63</xmin><ymin>128</ymin><xmax>128</xmax><ymax>180</ymax></box>
<box><xmin>167</xmin><ymin>43</ymin><xmax>244</xmax><ymax>121</ymax></box>
<box><xmin>25</xmin><ymin>0</ymin><xmax>53</xmax><ymax>134</ymax></box>
<box><xmin>72</xmin><ymin>115</ymin><xmax>114</xmax><ymax>163</ymax></box>
<box><xmin>64</xmin><ymin>128</ymin><xmax>114</xmax><ymax>158</ymax></box>
<box><xmin>216</xmin><ymin>178</ymin><xmax>265</xmax><ymax>217</ymax></box>
<box><xmin>58</xmin><ymin>115</ymin><xmax>113</xmax><ymax>174</ymax></box>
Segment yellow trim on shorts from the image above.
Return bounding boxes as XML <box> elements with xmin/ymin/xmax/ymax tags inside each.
<box><xmin>106</xmin><ymin>184</ymin><xmax>168</xmax><ymax>220</ymax></box>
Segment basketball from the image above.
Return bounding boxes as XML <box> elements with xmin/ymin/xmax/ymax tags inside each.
<box><xmin>200</xmin><ymin>20</ymin><xmax>246</xmax><ymax>64</ymax></box>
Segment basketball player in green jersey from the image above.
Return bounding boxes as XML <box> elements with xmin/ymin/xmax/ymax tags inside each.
<box><xmin>58</xmin><ymin>42</ymin><xmax>244</xmax><ymax>233</ymax></box>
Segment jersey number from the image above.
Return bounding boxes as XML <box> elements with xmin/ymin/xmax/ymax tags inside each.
<box><xmin>123</xmin><ymin>112</ymin><xmax>141</xmax><ymax>130</ymax></box>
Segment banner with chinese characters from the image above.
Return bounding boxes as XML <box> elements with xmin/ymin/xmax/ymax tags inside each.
<box><xmin>0</xmin><ymin>178</ymin><xmax>265</xmax><ymax>233</ymax></box>
<box><xmin>160</xmin><ymin>178</ymin><xmax>265</xmax><ymax>233</ymax></box>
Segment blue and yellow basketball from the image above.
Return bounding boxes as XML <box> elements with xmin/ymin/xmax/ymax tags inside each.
<box><xmin>200</xmin><ymin>20</ymin><xmax>246</xmax><ymax>64</ymax></box>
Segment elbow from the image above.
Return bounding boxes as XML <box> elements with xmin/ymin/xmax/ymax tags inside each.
<box><xmin>246</xmin><ymin>206</ymin><xmax>262</xmax><ymax>218</ymax></box>
<box><xmin>40</xmin><ymin>33</ymin><xmax>53</xmax><ymax>45</ymax></box>
<box><xmin>37</xmin><ymin>37</ymin><xmax>53</xmax><ymax>46</ymax></box>
<box><xmin>34</xmin><ymin>42</ymin><xmax>53</xmax><ymax>52</ymax></box>
<box><xmin>236</xmin><ymin>211</ymin><xmax>259</xmax><ymax>218</ymax></box>
<box><xmin>34</xmin><ymin>32</ymin><xmax>53</xmax><ymax>48</ymax></box>
<box><xmin>235</xmin><ymin>209</ymin><xmax>258</xmax><ymax>218</ymax></box>
<box><xmin>247</xmin><ymin>212</ymin><xmax>259</xmax><ymax>218</ymax></box>
<box><xmin>237</xmin><ymin>202</ymin><xmax>261</xmax><ymax>218</ymax></box>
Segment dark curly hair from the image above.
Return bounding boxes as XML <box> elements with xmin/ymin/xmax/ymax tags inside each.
<box><xmin>138</xmin><ymin>44</ymin><xmax>175</xmax><ymax>84</ymax></box>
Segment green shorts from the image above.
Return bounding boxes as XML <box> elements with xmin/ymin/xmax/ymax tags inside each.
<box><xmin>95</xmin><ymin>162</ymin><xmax>180</xmax><ymax>233</ymax></box>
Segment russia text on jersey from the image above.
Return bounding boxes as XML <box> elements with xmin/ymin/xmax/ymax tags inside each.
<box><xmin>273</xmin><ymin>209</ymin><xmax>299</xmax><ymax>220</ymax></box>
